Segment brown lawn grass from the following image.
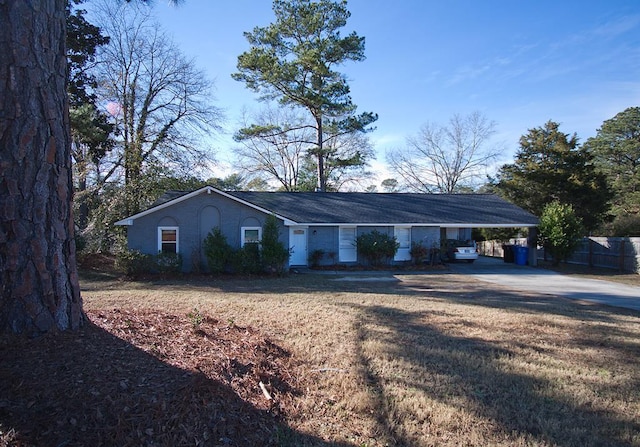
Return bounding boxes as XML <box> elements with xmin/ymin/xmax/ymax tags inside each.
<box><xmin>76</xmin><ymin>271</ymin><xmax>640</xmax><ymax>447</ymax></box>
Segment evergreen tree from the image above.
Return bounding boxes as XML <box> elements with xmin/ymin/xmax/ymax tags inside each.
<box><xmin>539</xmin><ymin>201</ymin><xmax>584</xmax><ymax>266</ymax></box>
<box><xmin>66</xmin><ymin>0</ymin><xmax>110</xmax><ymax>107</ymax></box>
<box><xmin>233</xmin><ymin>0</ymin><xmax>377</xmax><ymax>192</ymax></box>
<box><xmin>69</xmin><ymin>104</ymin><xmax>114</xmax><ymax>230</ymax></box>
<box><xmin>495</xmin><ymin>121</ymin><xmax>610</xmax><ymax>232</ymax></box>
<box><xmin>584</xmin><ymin>107</ymin><xmax>640</xmax><ymax>234</ymax></box>
<box><xmin>261</xmin><ymin>215</ymin><xmax>290</xmax><ymax>274</ymax></box>
<box><xmin>67</xmin><ymin>1</ymin><xmax>115</xmax><ymax>238</ymax></box>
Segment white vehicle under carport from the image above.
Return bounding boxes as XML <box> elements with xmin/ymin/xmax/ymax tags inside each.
<box><xmin>442</xmin><ymin>239</ymin><xmax>479</xmax><ymax>263</ymax></box>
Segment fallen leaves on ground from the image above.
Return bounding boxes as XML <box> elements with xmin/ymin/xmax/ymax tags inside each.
<box><xmin>0</xmin><ymin>309</ymin><xmax>300</xmax><ymax>447</ymax></box>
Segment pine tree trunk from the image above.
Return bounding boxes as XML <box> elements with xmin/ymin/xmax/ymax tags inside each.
<box><xmin>315</xmin><ymin>114</ymin><xmax>326</xmax><ymax>192</ymax></box>
<box><xmin>0</xmin><ymin>1</ymin><xmax>83</xmax><ymax>334</ymax></box>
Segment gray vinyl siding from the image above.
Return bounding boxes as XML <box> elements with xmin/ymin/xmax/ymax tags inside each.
<box><xmin>307</xmin><ymin>226</ymin><xmax>337</xmax><ymax>264</ymax></box>
<box><xmin>125</xmin><ymin>191</ymin><xmax>287</xmax><ymax>272</ymax></box>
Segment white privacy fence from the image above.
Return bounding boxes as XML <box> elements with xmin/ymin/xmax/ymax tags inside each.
<box><xmin>478</xmin><ymin>237</ymin><xmax>640</xmax><ymax>274</ymax></box>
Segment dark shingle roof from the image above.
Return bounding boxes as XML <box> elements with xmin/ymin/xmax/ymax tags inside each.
<box><xmin>143</xmin><ymin>189</ymin><xmax>538</xmax><ymax>227</ymax></box>
<box><xmin>151</xmin><ymin>190</ymin><xmax>192</xmax><ymax>207</ymax></box>
<box><xmin>226</xmin><ymin>191</ymin><xmax>538</xmax><ymax>226</ymax></box>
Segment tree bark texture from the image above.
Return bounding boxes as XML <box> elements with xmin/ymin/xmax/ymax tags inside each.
<box><xmin>0</xmin><ymin>1</ymin><xmax>83</xmax><ymax>334</ymax></box>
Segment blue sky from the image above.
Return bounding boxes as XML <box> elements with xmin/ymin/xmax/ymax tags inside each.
<box><xmin>125</xmin><ymin>1</ymin><xmax>640</xmax><ymax>183</ymax></box>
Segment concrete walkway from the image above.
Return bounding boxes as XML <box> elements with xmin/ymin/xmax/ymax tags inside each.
<box><xmin>448</xmin><ymin>256</ymin><xmax>640</xmax><ymax>312</ymax></box>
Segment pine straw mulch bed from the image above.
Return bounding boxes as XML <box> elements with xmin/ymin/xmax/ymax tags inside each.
<box><xmin>0</xmin><ymin>309</ymin><xmax>301</xmax><ymax>447</ymax></box>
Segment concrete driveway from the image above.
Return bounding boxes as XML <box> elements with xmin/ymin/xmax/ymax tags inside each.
<box><xmin>448</xmin><ymin>256</ymin><xmax>640</xmax><ymax>312</ymax></box>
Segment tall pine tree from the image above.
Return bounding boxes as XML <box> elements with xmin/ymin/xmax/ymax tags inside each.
<box><xmin>233</xmin><ymin>0</ymin><xmax>377</xmax><ymax>192</ymax></box>
<box><xmin>1</xmin><ymin>1</ymin><xmax>83</xmax><ymax>334</ymax></box>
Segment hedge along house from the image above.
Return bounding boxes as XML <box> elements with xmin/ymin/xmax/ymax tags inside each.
<box><xmin>115</xmin><ymin>186</ymin><xmax>539</xmax><ymax>272</ymax></box>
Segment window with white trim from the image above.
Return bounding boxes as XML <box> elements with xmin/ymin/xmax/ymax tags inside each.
<box><xmin>339</xmin><ymin>226</ymin><xmax>357</xmax><ymax>262</ymax></box>
<box><xmin>394</xmin><ymin>226</ymin><xmax>412</xmax><ymax>261</ymax></box>
<box><xmin>158</xmin><ymin>226</ymin><xmax>179</xmax><ymax>254</ymax></box>
<box><xmin>241</xmin><ymin>226</ymin><xmax>262</xmax><ymax>246</ymax></box>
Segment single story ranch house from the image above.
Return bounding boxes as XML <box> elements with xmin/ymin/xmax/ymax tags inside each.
<box><xmin>115</xmin><ymin>186</ymin><xmax>539</xmax><ymax>271</ymax></box>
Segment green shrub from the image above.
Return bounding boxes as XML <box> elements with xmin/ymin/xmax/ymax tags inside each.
<box><xmin>232</xmin><ymin>242</ymin><xmax>263</xmax><ymax>274</ymax></box>
<box><xmin>155</xmin><ymin>251</ymin><xmax>183</xmax><ymax>274</ymax></box>
<box><xmin>203</xmin><ymin>227</ymin><xmax>234</xmax><ymax>274</ymax></box>
<box><xmin>539</xmin><ymin>201</ymin><xmax>584</xmax><ymax>265</ymax></box>
<box><xmin>356</xmin><ymin>230</ymin><xmax>399</xmax><ymax>266</ymax></box>
<box><xmin>186</xmin><ymin>307</ymin><xmax>204</xmax><ymax>330</ymax></box>
<box><xmin>261</xmin><ymin>215</ymin><xmax>290</xmax><ymax>274</ymax></box>
<box><xmin>115</xmin><ymin>248</ymin><xmax>154</xmax><ymax>278</ymax></box>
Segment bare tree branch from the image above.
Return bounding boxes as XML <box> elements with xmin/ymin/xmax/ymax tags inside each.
<box><xmin>387</xmin><ymin>111</ymin><xmax>501</xmax><ymax>193</ymax></box>
<box><xmin>92</xmin><ymin>1</ymin><xmax>223</xmax><ymax>212</ymax></box>
<box><xmin>234</xmin><ymin>106</ymin><xmax>312</xmax><ymax>191</ymax></box>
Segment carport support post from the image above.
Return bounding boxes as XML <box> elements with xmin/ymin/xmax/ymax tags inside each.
<box><xmin>527</xmin><ymin>227</ymin><xmax>538</xmax><ymax>266</ymax></box>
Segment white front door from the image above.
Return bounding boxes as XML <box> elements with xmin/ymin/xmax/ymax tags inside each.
<box><xmin>289</xmin><ymin>227</ymin><xmax>308</xmax><ymax>266</ymax></box>
<box><xmin>394</xmin><ymin>226</ymin><xmax>411</xmax><ymax>261</ymax></box>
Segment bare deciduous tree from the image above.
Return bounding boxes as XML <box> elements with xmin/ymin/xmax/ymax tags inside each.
<box><xmin>93</xmin><ymin>2</ymin><xmax>222</xmax><ymax>213</ymax></box>
<box><xmin>320</xmin><ymin>129</ymin><xmax>375</xmax><ymax>192</ymax></box>
<box><xmin>387</xmin><ymin>111</ymin><xmax>501</xmax><ymax>193</ymax></box>
<box><xmin>234</xmin><ymin>106</ymin><xmax>313</xmax><ymax>191</ymax></box>
<box><xmin>234</xmin><ymin>105</ymin><xmax>375</xmax><ymax>191</ymax></box>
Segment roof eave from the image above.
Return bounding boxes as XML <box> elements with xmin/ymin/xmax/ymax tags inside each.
<box><xmin>285</xmin><ymin>222</ymin><xmax>538</xmax><ymax>227</ymax></box>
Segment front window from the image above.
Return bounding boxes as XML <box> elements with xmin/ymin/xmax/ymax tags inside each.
<box><xmin>394</xmin><ymin>226</ymin><xmax>412</xmax><ymax>261</ymax></box>
<box><xmin>158</xmin><ymin>227</ymin><xmax>179</xmax><ymax>253</ymax></box>
<box><xmin>241</xmin><ymin>226</ymin><xmax>262</xmax><ymax>246</ymax></box>
<box><xmin>339</xmin><ymin>226</ymin><xmax>357</xmax><ymax>262</ymax></box>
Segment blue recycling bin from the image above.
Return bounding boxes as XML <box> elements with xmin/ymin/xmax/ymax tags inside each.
<box><xmin>514</xmin><ymin>246</ymin><xmax>529</xmax><ymax>265</ymax></box>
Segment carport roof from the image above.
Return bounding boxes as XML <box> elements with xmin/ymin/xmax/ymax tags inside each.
<box><xmin>127</xmin><ymin>188</ymin><xmax>538</xmax><ymax>227</ymax></box>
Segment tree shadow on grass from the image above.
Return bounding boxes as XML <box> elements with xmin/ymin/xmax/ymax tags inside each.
<box><xmin>394</xmin><ymin>273</ymin><xmax>640</xmax><ymax>369</ymax></box>
<box><xmin>0</xmin><ymin>315</ymin><xmax>352</xmax><ymax>447</ymax></box>
<box><xmin>349</xmin><ymin>303</ymin><xmax>640</xmax><ymax>447</ymax></box>
<box><xmin>116</xmin><ymin>270</ymin><xmax>639</xmax><ymax>323</ymax></box>
<box><xmin>81</xmin><ymin>269</ymin><xmax>640</xmax><ymax>390</ymax></box>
